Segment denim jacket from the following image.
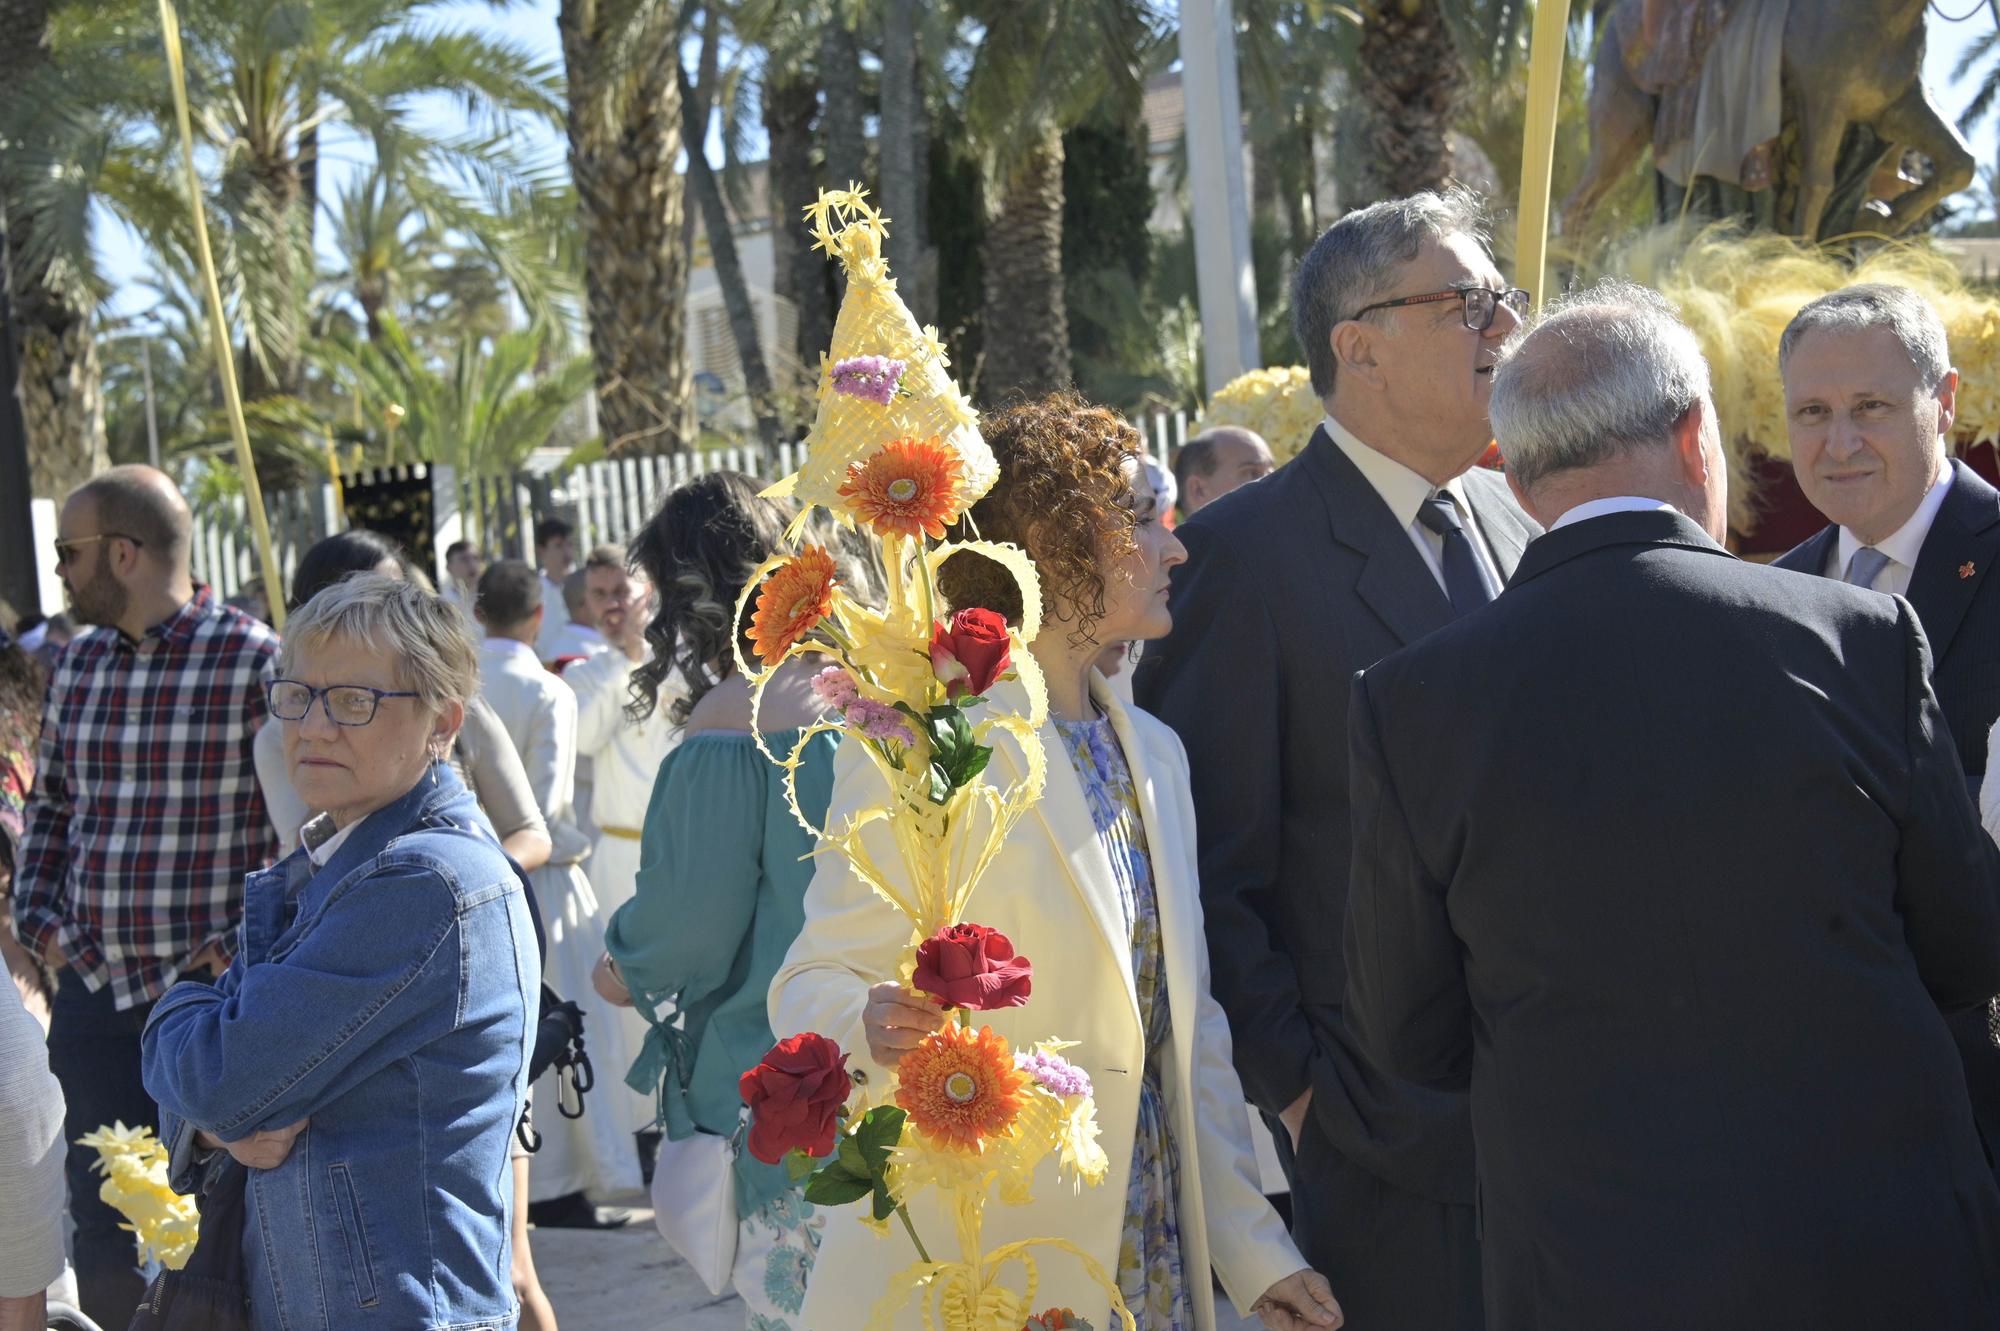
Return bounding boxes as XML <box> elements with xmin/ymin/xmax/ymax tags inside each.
<box><xmin>142</xmin><ymin>763</ymin><xmax>537</xmax><ymax>1331</ymax></box>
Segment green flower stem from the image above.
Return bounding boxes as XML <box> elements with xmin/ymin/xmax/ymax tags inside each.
<box><xmin>817</xmin><ymin>619</ymin><xmax>857</xmax><ymax>656</ymax></box>
<box><xmin>895</xmin><ymin>1203</ymin><xmax>933</xmax><ymax>1264</ymax></box>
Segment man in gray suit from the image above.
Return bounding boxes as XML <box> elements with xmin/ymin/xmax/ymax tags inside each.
<box><xmin>1136</xmin><ymin>188</ymin><xmax>1539</xmax><ymax>1329</ymax></box>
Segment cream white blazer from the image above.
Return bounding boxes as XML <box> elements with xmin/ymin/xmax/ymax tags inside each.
<box><xmin>769</xmin><ymin>673</ymin><xmax>1305</xmax><ymax>1331</ymax></box>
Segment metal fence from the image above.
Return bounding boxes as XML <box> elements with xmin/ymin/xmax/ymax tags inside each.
<box><xmin>190</xmin><ymin>413</ymin><xmax>1192</xmax><ymax>602</ymax></box>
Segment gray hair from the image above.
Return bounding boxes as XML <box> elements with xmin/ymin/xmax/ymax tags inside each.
<box><xmin>1292</xmin><ymin>187</ymin><xmax>1489</xmax><ymax>398</ymax></box>
<box><xmin>1488</xmin><ymin>279</ymin><xmax>1713</xmax><ymax>489</ymax></box>
<box><xmin>276</xmin><ymin>572</ymin><xmax>480</xmax><ymax>714</ymax></box>
<box><xmin>1777</xmin><ymin>283</ymin><xmax>1951</xmax><ymax>389</ymax></box>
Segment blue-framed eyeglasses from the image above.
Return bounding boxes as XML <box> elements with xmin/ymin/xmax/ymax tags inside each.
<box><xmin>267</xmin><ymin>678</ymin><xmax>420</xmax><ymax>727</ymax></box>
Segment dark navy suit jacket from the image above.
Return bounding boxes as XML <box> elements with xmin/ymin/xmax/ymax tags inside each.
<box><xmin>1775</xmin><ymin>456</ymin><xmax>2000</xmax><ymax>1176</ymax></box>
<box><xmin>1350</xmin><ymin>509</ymin><xmax>2000</xmax><ymax>1330</ymax></box>
<box><xmin>1137</xmin><ymin>427</ymin><xmax>1539</xmax><ymax>1328</ymax></box>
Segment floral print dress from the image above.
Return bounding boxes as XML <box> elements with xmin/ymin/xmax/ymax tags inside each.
<box><xmin>1054</xmin><ymin>713</ymin><xmax>1194</xmax><ymax>1331</ymax></box>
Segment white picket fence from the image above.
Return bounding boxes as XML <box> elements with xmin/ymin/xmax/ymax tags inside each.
<box><xmin>190</xmin><ymin>413</ymin><xmax>1192</xmax><ymax>601</ymax></box>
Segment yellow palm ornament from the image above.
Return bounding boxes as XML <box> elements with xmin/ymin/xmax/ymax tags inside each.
<box><xmin>735</xmin><ymin>189</ymin><xmax>1133</xmax><ymax>1331</ymax></box>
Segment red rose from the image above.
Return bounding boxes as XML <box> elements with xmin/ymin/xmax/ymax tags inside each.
<box><xmin>1024</xmin><ymin>1311</ymin><xmax>1089</xmax><ymax>1331</ymax></box>
<box><xmin>912</xmin><ymin>922</ymin><xmax>1033</xmax><ymax>1010</ymax></box>
<box><xmin>738</xmin><ymin>1032</ymin><xmax>851</xmax><ymax>1164</ymax></box>
<box><xmin>931</xmin><ymin>608</ymin><xmax>1012</xmax><ymax>699</ymax></box>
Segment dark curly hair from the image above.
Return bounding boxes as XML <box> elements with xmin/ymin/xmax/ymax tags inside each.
<box><xmin>626</xmin><ymin>471</ymin><xmax>881</xmax><ymax>726</ymax></box>
<box><xmin>938</xmin><ymin>391</ymin><xmax>1144</xmax><ymax>646</ymax></box>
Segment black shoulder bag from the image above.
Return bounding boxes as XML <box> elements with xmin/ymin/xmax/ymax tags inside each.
<box><xmin>127</xmin><ymin>1157</ymin><xmax>251</xmax><ymax>1331</ymax></box>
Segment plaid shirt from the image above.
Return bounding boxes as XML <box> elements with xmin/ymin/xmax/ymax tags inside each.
<box><xmin>13</xmin><ymin>585</ymin><xmax>280</xmax><ymax>1009</ymax></box>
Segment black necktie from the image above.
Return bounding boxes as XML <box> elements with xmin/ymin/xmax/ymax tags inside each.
<box><xmin>1417</xmin><ymin>492</ymin><xmax>1494</xmax><ymax>616</ymax></box>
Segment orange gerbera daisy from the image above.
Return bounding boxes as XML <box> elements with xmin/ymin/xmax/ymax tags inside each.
<box><xmin>838</xmin><ymin>437</ymin><xmax>965</xmax><ymax>540</ymax></box>
<box><xmin>747</xmin><ymin>545</ymin><xmax>838</xmax><ymax>665</ymax></box>
<box><xmin>895</xmin><ymin>1023</ymin><xmax>1027</xmax><ymax>1152</ymax></box>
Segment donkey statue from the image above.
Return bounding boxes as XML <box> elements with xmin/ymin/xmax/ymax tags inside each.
<box><xmin>1562</xmin><ymin>0</ymin><xmax>1990</xmax><ymax>241</ymax></box>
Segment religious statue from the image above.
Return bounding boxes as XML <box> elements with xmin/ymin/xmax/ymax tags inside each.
<box><xmin>1562</xmin><ymin>0</ymin><xmax>1991</xmax><ymax>242</ymax></box>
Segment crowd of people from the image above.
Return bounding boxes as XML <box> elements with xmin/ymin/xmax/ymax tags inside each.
<box><xmin>3</xmin><ymin>182</ymin><xmax>2000</xmax><ymax>1331</ymax></box>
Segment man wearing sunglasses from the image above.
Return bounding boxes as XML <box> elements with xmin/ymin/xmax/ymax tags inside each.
<box><xmin>12</xmin><ymin>465</ymin><xmax>278</xmax><ymax>1327</ymax></box>
<box><xmin>1139</xmin><ymin>188</ymin><xmax>1539</xmax><ymax>1329</ymax></box>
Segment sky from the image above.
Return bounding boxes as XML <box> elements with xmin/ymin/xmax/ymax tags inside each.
<box><xmin>92</xmin><ymin>3</ymin><xmax>2000</xmax><ymax>319</ymax></box>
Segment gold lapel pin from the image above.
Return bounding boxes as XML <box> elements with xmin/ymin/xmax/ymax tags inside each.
<box><xmin>1961</xmin><ymin>561</ymin><xmax>1977</xmax><ymax>580</ymax></box>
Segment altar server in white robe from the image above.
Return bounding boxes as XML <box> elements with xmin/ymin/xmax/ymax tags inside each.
<box><xmin>567</xmin><ymin>564</ymin><xmax>681</xmax><ymax>1127</ymax></box>
<box><xmin>474</xmin><ymin>560</ymin><xmax>643</xmax><ymax>1208</ymax></box>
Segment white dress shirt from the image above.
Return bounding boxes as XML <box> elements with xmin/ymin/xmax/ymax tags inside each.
<box><xmin>565</xmin><ymin>649</ymin><xmax>679</xmax><ymax>834</ymax></box>
<box><xmin>301</xmin><ymin>813</ymin><xmax>359</xmax><ymax>867</ymax></box>
<box><xmin>1551</xmin><ymin>495</ymin><xmax>1680</xmax><ymax>531</ymax></box>
<box><xmin>1824</xmin><ymin>466</ymin><xmax>1953</xmax><ymax>595</ymax></box>
<box><xmin>1324</xmin><ymin>414</ymin><xmax>1503</xmax><ymax>597</ymax></box>
<box><xmin>544</xmin><ymin>621</ymin><xmax>607</xmax><ymax>663</ymax></box>
<box><xmin>478</xmin><ymin>637</ymin><xmax>590</xmax><ymax>864</ymax></box>
<box><xmin>534</xmin><ymin>573</ymin><xmax>572</xmax><ymax>659</ymax></box>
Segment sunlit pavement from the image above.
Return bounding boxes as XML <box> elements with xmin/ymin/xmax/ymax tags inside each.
<box><xmin>532</xmin><ymin>1191</ymin><xmax>1260</xmax><ymax>1330</ymax></box>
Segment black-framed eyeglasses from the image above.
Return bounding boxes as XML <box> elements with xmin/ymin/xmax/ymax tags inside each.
<box><xmin>268</xmin><ymin>678</ymin><xmax>421</xmax><ymax>727</ymax></box>
<box><xmin>1349</xmin><ymin>286</ymin><xmax>1531</xmax><ymax>332</ymax></box>
<box><xmin>53</xmin><ymin>532</ymin><xmax>145</xmax><ymax>566</ymax></box>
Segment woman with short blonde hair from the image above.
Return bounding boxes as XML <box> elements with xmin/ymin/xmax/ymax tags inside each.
<box><xmin>143</xmin><ymin>572</ymin><xmax>539</xmax><ymax>1331</ymax></box>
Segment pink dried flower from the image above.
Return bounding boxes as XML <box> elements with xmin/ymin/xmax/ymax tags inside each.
<box><xmin>844</xmin><ymin>697</ymin><xmax>915</xmax><ymax>747</ymax></box>
<box><xmin>810</xmin><ymin>666</ymin><xmax>861</xmax><ymax>710</ymax></box>
<box><xmin>1015</xmin><ymin>1049</ymin><xmax>1092</xmax><ymax>1100</ymax></box>
<box><xmin>830</xmin><ymin>356</ymin><xmax>906</xmax><ymax>406</ymax></box>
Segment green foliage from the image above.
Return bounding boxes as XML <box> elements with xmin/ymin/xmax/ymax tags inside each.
<box><xmin>0</xmin><ymin>0</ymin><xmax>577</xmax><ymax>433</ymax></box>
<box><xmin>315</xmin><ymin>312</ymin><xmax>595</xmax><ymax>485</ymax></box>
<box><xmin>798</xmin><ymin>1104</ymin><xmax>906</xmax><ymax>1222</ymax></box>
<box><xmin>928</xmin><ymin>109</ymin><xmax>988</xmax><ymax>371</ymax></box>
<box><xmin>1063</xmin><ymin>108</ymin><xmax>1170</xmax><ymax>409</ymax></box>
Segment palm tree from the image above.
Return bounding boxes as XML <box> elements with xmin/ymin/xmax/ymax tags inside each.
<box><xmin>320</xmin><ymin>312</ymin><xmax>594</xmax><ymax>539</ymax></box>
<box><xmin>1237</xmin><ymin>1</ymin><xmax>1360</xmax><ymax>260</ymax></box>
<box><xmin>763</xmin><ymin>65</ymin><xmax>833</xmax><ymax>368</ymax></box>
<box><xmin>820</xmin><ymin>9</ymin><xmax>868</xmax><ymax>193</ymax></box>
<box><xmin>679</xmin><ymin>5</ymin><xmax>785</xmax><ymax>452</ymax></box>
<box><xmin>560</xmin><ymin>0</ymin><xmax>696</xmax><ymax>454</ymax></box>
<box><xmin>1351</xmin><ymin>0</ymin><xmax>1467</xmax><ymax>201</ymax></box>
<box><xmin>2</xmin><ymin>0</ymin><xmax>564</xmax><ymax>432</ymax></box>
<box><xmin>324</xmin><ymin>160</ymin><xmax>437</xmax><ymax>343</ymax></box>
<box><xmin>734</xmin><ymin>0</ymin><xmax>833</xmax><ymax>378</ymax></box>
<box><xmin>960</xmin><ymin>0</ymin><xmax>1168</xmax><ymax>402</ymax></box>
<box><xmin>877</xmin><ymin>0</ymin><xmax>938</xmax><ymax>325</ymax></box>
<box><xmin>0</xmin><ymin>0</ymin><xmax>107</xmax><ymax>499</ymax></box>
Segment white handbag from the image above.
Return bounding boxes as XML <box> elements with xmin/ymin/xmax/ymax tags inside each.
<box><xmin>648</xmin><ymin>1107</ymin><xmax>743</xmax><ymax>1297</ymax></box>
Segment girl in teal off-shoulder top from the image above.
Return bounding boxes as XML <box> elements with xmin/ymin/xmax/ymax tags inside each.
<box><xmin>604</xmin><ymin>723</ymin><xmax>836</xmax><ymax>1218</ymax></box>
<box><xmin>590</xmin><ymin>471</ymin><xmax>879</xmax><ymax>1331</ymax></box>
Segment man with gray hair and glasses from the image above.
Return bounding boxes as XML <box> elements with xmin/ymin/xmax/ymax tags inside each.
<box><xmin>1345</xmin><ymin>280</ymin><xmax>2000</xmax><ymax>1329</ymax></box>
<box><xmin>1138</xmin><ymin>188</ymin><xmax>1539</xmax><ymax>1328</ymax></box>
<box><xmin>1771</xmin><ymin>282</ymin><xmax>2000</xmax><ymax>1190</ymax></box>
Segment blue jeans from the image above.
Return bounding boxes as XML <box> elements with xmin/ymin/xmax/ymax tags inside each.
<box><xmin>49</xmin><ymin>968</ymin><xmax>158</xmax><ymax>1330</ymax></box>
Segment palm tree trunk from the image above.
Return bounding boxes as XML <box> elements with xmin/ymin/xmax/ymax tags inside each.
<box><xmin>978</xmin><ymin>122</ymin><xmax>1070</xmax><ymax>402</ymax></box>
<box><xmin>910</xmin><ymin>32</ymin><xmax>936</xmax><ymax>327</ymax></box>
<box><xmin>819</xmin><ymin>15</ymin><xmax>867</xmax><ymax>194</ymax></box>
<box><xmin>560</xmin><ymin>0</ymin><xmax>692</xmax><ymax>454</ymax></box>
<box><xmin>879</xmin><ymin>0</ymin><xmax>927</xmax><ymax>314</ymax></box>
<box><xmin>0</xmin><ymin>0</ymin><xmax>106</xmax><ymax>499</ymax></box>
<box><xmin>1354</xmin><ymin>0</ymin><xmax>1465</xmax><ymax>201</ymax></box>
<box><xmin>764</xmin><ymin>70</ymin><xmax>833</xmax><ymax>371</ymax></box>
<box><xmin>680</xmin><ymin>61</ymin><xmax>783</xmax><ymax>454</ymax></box>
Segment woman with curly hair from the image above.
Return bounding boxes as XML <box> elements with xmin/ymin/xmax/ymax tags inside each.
<box><xmin>590</xmin><ymin>472</ymin><xmax>878</xmax><ymax>1331</ymax></box>
<box><xmin>771</xmin><ymin>393</ymin><xmax>1340</xmax><ymax>1331</ymax></box>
